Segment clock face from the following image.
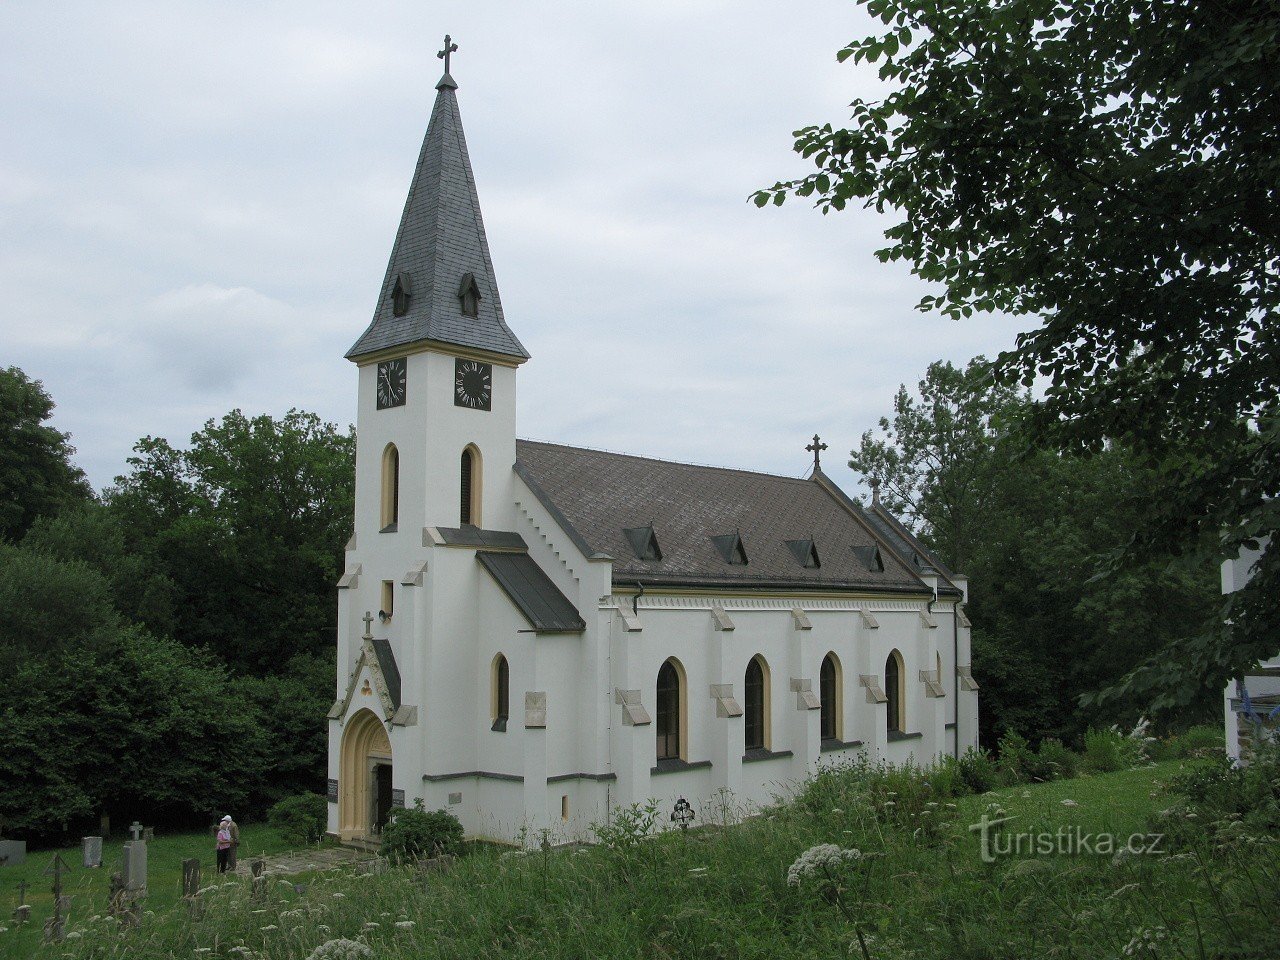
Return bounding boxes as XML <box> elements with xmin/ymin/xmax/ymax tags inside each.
<box><xmin>376</xmin><ymin>358</ymin><xmax>407</xmax><ymax>409</ymax></box>
<box><xmin>454</xmin><ymin>358</ymin><xmax>492</xmax><ymax>411</ymax></box>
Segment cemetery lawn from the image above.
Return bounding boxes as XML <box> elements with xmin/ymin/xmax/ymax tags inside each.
<box><xmin>0</xmin><ymin>824</ymin><xmax>308</xmax><ymax>957</ymax></box>
<box><xmin>10</xmin><ymin>758</ymin><xmax>1280</xmax><ymax>959</ymax></box>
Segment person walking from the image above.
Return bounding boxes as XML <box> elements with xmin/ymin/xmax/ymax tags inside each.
<box><xmin>224</xmin><ymin>814</ymin><xmax>240</xmax><ymax>870</ymax></box>
<box><xmin>216</xmin><ymin>816</ymin><xmax>233</xmax><ymax>873</ymax></box>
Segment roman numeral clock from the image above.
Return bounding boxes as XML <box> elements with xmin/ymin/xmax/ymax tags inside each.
<box><xmin>454</xmin><ymin>358</ymin><xmax>492</xmax><ymax>411</ymax></box>
<box><xmin>376</xmin><ymin>358</ymin><xmax>407</xmax><ymax>409</ymax></box>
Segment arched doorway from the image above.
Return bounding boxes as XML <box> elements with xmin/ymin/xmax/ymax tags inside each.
<box><xmin>339</xmin><ymin>709</ymin><xmax>393</xmax><ymax>841</ymax></box>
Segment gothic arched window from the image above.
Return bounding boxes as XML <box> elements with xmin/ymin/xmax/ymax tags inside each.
<box><xmin>820</xmin><ymin>652</ymin><xmax>842</xmax><ymax>742</ymax></box>
<box><xmin>460</xmin><ymin>445</ymin><xmax>481</xmax><ymax>526</ymax></box>
<box><xmin>885</xmin><ymin>650</ymin><xmax>905</xmax><ymax>734</ymax></box>
<box><xmin>380</xmin><ymin>444</ymin><xmax>399</xmax><ymax>531</ymax></box>
<box><xmin>491</xmin><ymin>654</ymin><xmax>509</xmax><ymax>732</ymax></box>
<box><xmin>745</xmin><ymin>655</ymin><xmax>770</xmax><ymax>752</ymax></box>
<box><xmin>656</xmin><ymin>658</ymin><xmax>685</xmax><ymax>761</ymax></box>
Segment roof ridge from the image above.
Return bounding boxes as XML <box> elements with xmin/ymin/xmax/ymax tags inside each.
<box><xmin>516</xmin><ymin>438</ymin><xmax>817</xmax><ymax>485</ymax></box>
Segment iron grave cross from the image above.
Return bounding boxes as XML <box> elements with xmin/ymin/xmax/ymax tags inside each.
<box><xmin>437</xmin><ymin>34</ymin><xmax>458</xmax><ymax>74</ymax></box>
<box><xmin>806</xmin><ymin>434</ymin><xmax>828</xmax><ymax>469</ymax></box>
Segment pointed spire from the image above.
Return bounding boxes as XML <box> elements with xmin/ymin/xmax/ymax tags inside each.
<box><xmin>347</xmin><ymin>38</ymin><xmax>529</xmax><ymax>363</ymax></box>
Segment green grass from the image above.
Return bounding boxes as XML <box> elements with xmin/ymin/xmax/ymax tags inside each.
<box><xmin>0</xmin><ymin>825</ymin><xmax>309</xmax><ymax>957</ymax></box>
<box><xmin>6</xmin><ymin>759</ymin><xmax>1277</xmax><ymax>959</ymax></box>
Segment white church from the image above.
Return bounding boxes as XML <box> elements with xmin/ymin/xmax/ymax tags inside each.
<box><xmin>325</xmin><ymin>47</ymin><xmax>979</xmax><ymax>846</ymax></box>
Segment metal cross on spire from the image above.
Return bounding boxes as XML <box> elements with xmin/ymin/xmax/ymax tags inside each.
<box><xmin>806</xmin><ymin>434</ymin><xmax>828</xmax><ymax>470</ymax></box>
<box><xmin>437</xmin><ymin>34</ymin><xmax>458</xmax><ymax>74</ymax></box>
<box><xmin>363</xmin><ymin>611</ymin><xmax>374</xmax><ymax>639</ymax></box>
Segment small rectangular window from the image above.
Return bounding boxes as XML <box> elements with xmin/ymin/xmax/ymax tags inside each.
<box><xmin>560</xmin><ymin>795</ymin><xmax>570</xmax><ymax>821</ymax></box>
<box><xmin>381</xmin><ymin>580</ymin><xmax>394</xmax><ymax>620</ymax></box>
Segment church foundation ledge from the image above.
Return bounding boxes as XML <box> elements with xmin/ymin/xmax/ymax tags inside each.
<box><xmin>422</xmin><ymin>770</ymin><xmax>524</xmax><ymax>783</ymax></box>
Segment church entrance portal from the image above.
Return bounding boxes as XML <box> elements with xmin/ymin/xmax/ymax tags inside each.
<box><xmin>338</xmin><ymin>709</ymin><xmax>392</xmax><ymax>841</ymax></box>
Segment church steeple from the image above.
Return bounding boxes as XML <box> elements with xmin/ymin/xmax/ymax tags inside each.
<box><xmin>347</xmin><ymin>38</ymin><xmax>529</xmax><ymax>362</ymax></box>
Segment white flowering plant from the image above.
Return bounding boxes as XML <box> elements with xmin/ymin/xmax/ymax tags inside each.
<box><xmin>787</xmin><ymin>844</ymin><xmax>876</xmax><ymax>960</ymax></box>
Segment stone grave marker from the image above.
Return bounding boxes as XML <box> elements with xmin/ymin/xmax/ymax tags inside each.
<box><xmin>13</xmin><ymin>879</ymin><xmax>30</xmax><ymax>924</ymax></box>
<box><xmin>143</xmin><ymin>826</ymin><xmax>154</xmax><ymax>843</ymax></box>
<box><xmin>43</xmin><ymin>853</ymin><xmax>70</xmax><ymax>942</ymax></box>
<box><xmin>181</xmin><ymin>858</ymin><xmax>201</xmax><ymax>898</ymax></box>
<box><xmin>129</xmin><ymin>821</ymin><xmax>144</xmax><ymax>841</ymax></box>
<box><xmin>82</xmin><ymin>836</ymin><xmax>103</xmax><ymax>868</ymax></box>
<box><xmin>122</xmin><ymin>840</ymin><xmax>147</xmax><ymax>892</ymax></box>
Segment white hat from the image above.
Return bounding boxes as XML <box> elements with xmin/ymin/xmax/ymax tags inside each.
<box><xmin>220</xmin><ymin>815</ymin><xmax>232</xmax><ymax>822</ymax></box>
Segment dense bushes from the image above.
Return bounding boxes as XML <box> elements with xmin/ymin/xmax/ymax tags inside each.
<box><xmin>379</xmin><ymin>801</ymin><xmax>463</xmax><ymax>860</ymax></box>
<box><xmin>1154</xmin><ymin>741</ymin><xmax>1280</xmax><ymax>848</ymax></box>
<box><xmin>268</xmin><ymin>793</ymin><xmax>328</xmax><ymax>845</ymax></box>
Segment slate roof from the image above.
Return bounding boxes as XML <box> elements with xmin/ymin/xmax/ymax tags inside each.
<box><xmin>346</xmin><ymin>73</ymin><xmax>529</xmax><ymax>362</ymax></box>
<box><xmin>861</xmin><ymin>500</ymin><xmax>958</xmax><ymax>583</ymax></box>
<box><xmin>370</xmin><ymin>637</ymin><xmax>402</xmax><ymax>710</ymax></box>
<box><xmin>514</xmin><ymin>440</ymin><xmax>932</xmax><ymax>593</ymax></box>
<box><xmin>477</xmin><ymin>551</ymin><xmax>586</xmax><ymax>633</ymax></box>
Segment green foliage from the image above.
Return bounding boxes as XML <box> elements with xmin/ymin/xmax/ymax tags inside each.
<box><xmin>996</xmin><ymin>730</ymin><xmax>1056</xmax><ymax>784</ymax></box>
<box><xmin>107</xmin><ymin>409</ymin><xmax>355</xmax><ymax>673</ymax></box>
<box><xmin>849</xmin><ymin>358</ymin><xmax>1219</xmax><ymax>742</ymax></box>
<box><xmin>954</xmin><ymin>746</ymin><xmax>998</xmax><ymax>794</ymax></box>
<box><xmin>1168</xmin><ymin>724</ymin><xmax>1226</xmax><ymax>759</ymax></box>
<box><xmin>379</xmin><ymin>800</ymin><xmax>463</xmax><ymax>861</ymax></box>
<box><xmin>1036</xmin><ymin>738</ymin><xmax>1078</xmax><ymax>780</ymax></box>
<box><xmin>233</xmin><ymin>654</ymin><xmax>332</xmax><ymax>804</ymax></box>
<box><xmin>762</xmin><ymin>0</ymin><xmax>1279</xmax><ymax>710</ymax></box>
<box><xmin>590</xmin><ymin>799</ymin><xmax>662</xmax><ymax>849</ymax></box>
<box><xmin>1156</xmin><ymin>742</ymin><xmax>1280</xmax><ymax>848</ymax></box>
<box><xmin>1082</xmin><ymin>727</ymin><xmax>1140</xmax><ymax>774</ymax></box>
<box><xmin>32</xmin><ymin>763</ymin><xmax>1280</xmax><ymax>960</ymax></box>
<box><xmin>0</xmin><ymin>623</ymin><xmax>263</xmax><ymax>837</ymax></box>
<box><xmin>267</xmin><ymin>793</ymin><xmax>328</xmax><ymax>846</ymax></box>
<box><xmin>0</xmin><ymin>366</ymin><xmax>92</xmax><ymax>542</ymax></box>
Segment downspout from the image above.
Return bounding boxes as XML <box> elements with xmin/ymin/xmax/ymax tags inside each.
<box><xmin>953</xmin><ymin>602</ymin><xmax>961</xmax><ymax>758</ymax></box>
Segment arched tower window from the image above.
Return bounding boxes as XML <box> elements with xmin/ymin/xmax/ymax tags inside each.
<box><xmin>656</xmin><ymin>658</ymin><xmax>685</xmax><ymax>761</ymax></box>
<box><xmin>745</xmin><ymin>655</ymin><xmax>771</xmax><ymax>752</ymax></box>
<box><xmin>820</xmin><ymin>652</ymin><xmax>843</xmax><ymax>742</ymax></box>
<box><xmin>491</xmin><ymin>653</ymin><xmax>509</xmax><ymax>732</ymax></box>
<box><xmin>460</xmin><ymin>445</ymin><xmax>482</xmax><ymax>526</ymax></box>
<box><xmin>380</xmin><ymin>444</ymin><xmax>399</xmax><ymax>531</ymax></box>
<box><xmin>886</xmin><ymin>650</ymin><xmax>905</xmax><ymax>734</ymax></box>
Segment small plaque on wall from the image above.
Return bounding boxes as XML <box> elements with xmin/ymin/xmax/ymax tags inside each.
<box><xmin>326</xmin><ymin>778</ymin><xmax>338</xmax><ymax>803</ymax></box>
<box><xmin>391</xmin><ymin>789</ymin><xmax>406</xmax><ymax>809</ymax></box>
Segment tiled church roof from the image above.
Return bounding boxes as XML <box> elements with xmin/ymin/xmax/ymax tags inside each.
<box><xmin>346</xmin><ymin>72</ymin><xmax>529</xmax><ymax>362</ymax></box>
<box><xmin>515</xmin><ymin>440</ymin><xmax>946</xmax><ymax>593</ymax></box>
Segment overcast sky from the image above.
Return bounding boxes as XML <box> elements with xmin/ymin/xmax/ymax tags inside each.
<box><xmin>1</xmin><ymin>1</ymin><xmax>1027</xmax><ymax>496</ymax></box>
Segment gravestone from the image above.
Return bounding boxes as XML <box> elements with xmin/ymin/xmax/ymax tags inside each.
<box><xmin>122</xmin><ymin>840</ymin><xmax>147</xmax><ymax>892</ymax></box>
<box><xmin>0</xmin><ymin>839</ymin><xmax>26</xmax><ymax>867</ymax></box>
<box><xmin>181</xmin><ymin>858</ymin><xmax>201</xmax><ymax>898</ymax></box>
<box><xmin>142</xmin><ymin>826</ymin><xmax>154</xmax><ymax>843</ymax></box>
<box><xmin>99</xmin><ymin>813</ymin><xmax>110</xmax><ymax>838</ymax></box>
<box><xmin>250</xmin><ymin>857</ymin><xmax>267</xmax><ymax>900</ymax></box>
<box><xmin>82</xmin><ymin>836</ymin><xmax>103</xmax><ymax>868</ymax></box>
<box><xmin>128</xmin><ymin>822</ymin><xmax>144</xmax><ymax>841</ymax></box>
<box><xmin>43</xmin><ymin>854</ymin><xmax>70</xmax><ymax>943</ymax></box>
<box><xmin>13</xmin><ymin>879</ymin><xmax>30</xmax><ymax>924</ymax></box>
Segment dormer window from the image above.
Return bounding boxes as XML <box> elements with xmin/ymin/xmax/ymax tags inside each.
<box><xmin>710</xmin><ymin>531</ymin><xmax>748</xmax><ymax>566</ymax></box>
<box><xmin>853</xmin><ymin>545</ymin><xmax>885</xmax><ymax>572</ymax></box>
<box><xmin>391</xmin><ymin>272</ymin><xmax>412</xmax><ymax>317</ymax></box>
<box><xmin>785</xmin><ymin>538</ymin><xmax>821</xmax><ymax>569</ymax></box>
<box><xmin>458</xmin><ymin>272</ymin><xmax>482</xmax><ymax>318</ymax></box>
<box><xmin>623</xmin><ymin>524</ymin><xmax>662</xmax><ymax>562</ymax></box>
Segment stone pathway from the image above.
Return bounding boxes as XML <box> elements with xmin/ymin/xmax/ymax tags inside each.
<box><xmin>233</xmin><ymin>846</ymin><xmax>377</xmax><ymax>877</ymax></box>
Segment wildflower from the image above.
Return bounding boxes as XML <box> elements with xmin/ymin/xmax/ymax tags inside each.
<box><xmin>1060</xmin><ymin>800</ymin><xmax>1079</xmax><ymax>808</ymax></box>
<box><xmin>395</xmin><ymin>921</ymin><xmax>415</xmax><ymax>930</ymax></box>
<box><xmin>306</xmin><ymin>940</ymin><xmax>374</xmax><ymax>960</ymax></box>
<box><xmin>332</xmin><ymin>892</ymin><xmax>346</xmax><ymax>899</ymax></box>
<box><xmin>260</xmin><ymin>925</ymin><xmax>279</xmax><ymax>932</ymax></box>
<box><xmin>787</xmin><ymin>844</ymin><xmax>863</xmax><ymax>886</ymax></box>
<box><xmin>831</xmin><ymin>808</ymin><xmax>844</xmax><ymax>814</ymax></box>
<box><xmin>66</xmin><ymin>932</ymin><xmax>83</xmax><ymax>940</ymax></box>
<box><xmin>688</xmin><ymin>867</ymin><xmax>707</xmax><ymax>874</ymax></box>
<box><xmin>363</xmin><ymin>921</ymin><xmax>381</xmax><ymax>930</ymax></box>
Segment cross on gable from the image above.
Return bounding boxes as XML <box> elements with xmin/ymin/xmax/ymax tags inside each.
<box><xmin>363</xmin><ymin>610</ymin><xmax>374</xmax><ymax>638</ymax></box>
<box><xmin>805</xmin><ymin>434</ymin><xmax>828</xmax><ymax>469</ymax></box>
<box><xmin>437</xmin><ymin>34</ymin><xmax>458</xmax><ymax>74</ymax></box>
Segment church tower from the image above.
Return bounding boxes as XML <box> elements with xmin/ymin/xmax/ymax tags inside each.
<box><xmin>328</xmin><ymin>39</ymin><xmax>533</xmax><ymax>842</ymax></box>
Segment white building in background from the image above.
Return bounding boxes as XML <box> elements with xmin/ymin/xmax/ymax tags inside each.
<box><xmin>325</xmin><ymin>53</ymin><xmax>979</xmax><ymax>846</ymax></box>
<box><xmin>1223</xmin><ymin>541</ymin><xmax>1280</xmax><ymax>764</ymax></box>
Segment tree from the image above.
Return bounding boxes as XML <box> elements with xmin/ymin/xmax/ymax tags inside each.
<box><xmin>107</xmin><ymin>410</ymin><xmax>355</xmax><ymax>673</ymax></box>
<box><xmin>757</xmin><ymin>0</ymin><xmax>1278</xmax><ymax>708</ymax></box>
<box><xmin>848</xmin><ymin>357</ymin><xmax>1020</xmax><ymax>571</ymax></box>
<box><xmin>0</xmin><ymin>367</ymin><xmax>92</xmax><ymax>541</ymax></box>
<box><xmin>851</xmin><ymin>361</ymin><xmax>1219</xmax><ymax>741</ymax></box>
